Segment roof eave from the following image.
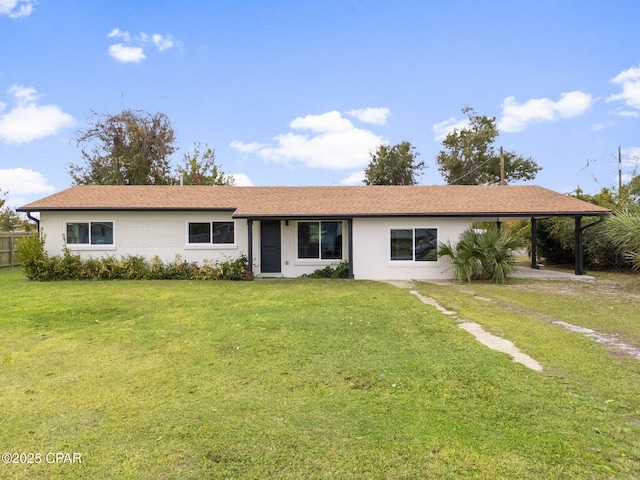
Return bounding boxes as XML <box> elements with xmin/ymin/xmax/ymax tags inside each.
<box><xmin>234</xmin><ymin>210</ymin><xmax>612</xmax><ymax>219</ymax></box>
<box><xmin>17</xmin><ymin>207</ymin><xmax>238</xmax><ymax>213</ymax></box>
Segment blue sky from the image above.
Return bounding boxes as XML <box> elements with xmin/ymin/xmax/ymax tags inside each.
<box><xmin>2</xmin><ymin>0</ymin><xmax>640</xmax><ymax>208</ymax></box>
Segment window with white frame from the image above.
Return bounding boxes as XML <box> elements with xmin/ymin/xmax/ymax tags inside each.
<box><xmin>297</xmin><ymin>221</ymin><xmax>343</xmax><ymax>260</ymax></box>
<box><xmin>390</xmin><ymin>228</ymin><xmax>437</xmax><ymax>261</ymax></box>
<box><xmin>188</xmin><ymin>221</ymin><xmax>235</xmax><ymax>245</ymax></box>
<box><xmin>66</xmin><ymin>222</ymin><xmax>114</xmax><ymax>245</ymax></box>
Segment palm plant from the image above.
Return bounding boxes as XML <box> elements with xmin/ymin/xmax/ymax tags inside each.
<box><xmin>603</xmin><ymin>210</ymin><xmax>640</xmax><ymax>270</ymax></box>
<box><xmin>437</xmin><ymin>229</ymin><xmax>484</xmax><ymax>282</ymax></box>
<box><xmin>438</xmin><ymin>226</ymin><xmax>524</xmax><ymax>284</ymax></box>
<box><xmin>477</xmin><ymin>227</ymin><xmax>524</xmax><ymax>283</ymax></box>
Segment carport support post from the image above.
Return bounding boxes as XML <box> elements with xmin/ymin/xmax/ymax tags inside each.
<box><xmin>247</xmin><ymin>219</ymin><xmax>253</xmax><ymax>275</ymax></box>
<box><xmin>574</xmin><ymin>216</ymin><xmax>584</xmax><ymax>275</ymax></box>
<box><xmin>530</xmin><ymin>217</ymin><xmax>538</xmax><ymax>269</ymax></box>
<box><xmin>348</xmin><ymin>218</ymin><xmax>354</xmax><ymax>279</ymax></box>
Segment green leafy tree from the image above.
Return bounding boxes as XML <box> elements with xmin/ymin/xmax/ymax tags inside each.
<box><xmin>0</xmin><ymin>190</ymin><xmax>28</xmax><ymax>232</ymax></box>
<box><xmin>363</xmin><ymin>141</ymin><xmax>425</xmax><ymax>185</ymax></box>
<box><xmin>436</xmin><ymin>107</ymin><xmax>541</xmax><ymax>185</ymax></box>
<box><xmin>176</xmin><ymin>142</ymin><xmax>235</xmax><ymax>186</ymax></box>
<box><xmin>70</xmin><ymin>109</ymin><xmax>176</xmax><ymax>185</ymax></box>
<box><xmin>1</xmin><ymin>208</ymin><xmax>22</xmax><ymax>231</ymax></box>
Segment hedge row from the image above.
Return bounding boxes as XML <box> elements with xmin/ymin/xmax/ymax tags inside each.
<box><xmin>17</xmin><ymin>233</ymin><xmax>252</xmax><ymax>281</ymax></box>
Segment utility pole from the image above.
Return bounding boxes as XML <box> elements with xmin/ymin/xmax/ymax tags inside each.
<box><xmin>619</xmin><ymin>145</ymin><xmax>622</xmax><ymax>190</ymax></box>
<box><xmin>500</xmin><ymin>146</ymin><xmax>505</xmax><ymax>185</ymax></box>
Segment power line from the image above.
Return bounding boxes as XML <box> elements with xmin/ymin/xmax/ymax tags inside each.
<box><xmin>448</xmin><ymin>157</ymin><xmax>493</xmax><ymax>184</ymax></box>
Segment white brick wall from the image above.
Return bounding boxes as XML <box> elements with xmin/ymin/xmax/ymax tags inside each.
<box><xmin>40</xmin><ymin>211</ymin><xmax>471</xmax><ymax>279</ymax></box>
<box><xmin>41</xmin><ymin>211</ymin><xmax>248</xmax><ymax>265</ymax></box>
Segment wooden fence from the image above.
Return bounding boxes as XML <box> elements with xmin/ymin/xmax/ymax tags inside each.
<box><xmin>0</xmin><ymin>232</ymin><xmax>31</xmax><ymax>268</ymax></box>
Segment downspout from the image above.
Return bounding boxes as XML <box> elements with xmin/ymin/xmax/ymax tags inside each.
<box><xmin>26</xmin><ymin>212</ymin><xmax>40</xmax><ymax>233</ymax></box>
<box><xmin>574</xmin><ymin>215</ymin><xmax>607</xmax><ymax>275</ymax></box>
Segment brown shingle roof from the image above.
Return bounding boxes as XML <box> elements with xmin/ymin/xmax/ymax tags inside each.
<box><xmin>17</xmin><ymin>185</ymin><xmax>611</xmax><ymax>218</ymax></box>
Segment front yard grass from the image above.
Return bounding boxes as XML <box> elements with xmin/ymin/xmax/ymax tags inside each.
<box><xmin>1</xmin><ymin>267</ymin><xmax>639</xmax><ymax>479</ymax></box>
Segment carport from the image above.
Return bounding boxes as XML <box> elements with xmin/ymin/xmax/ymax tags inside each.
<box><xmin>483</xmin><ymin>213</ymin><xmax>610</xmax><ymax>276</ymax></box>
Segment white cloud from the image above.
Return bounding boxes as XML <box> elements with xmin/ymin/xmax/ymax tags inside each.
<box><xmin>0</xmin><ymin>85</ymin><xmax>74</xmax><ymax>144</ymax></box>
<box><xmin>615</xmin><ymin>110</ymin><xmax>640</xmax><ymax>118</ymax></box>
<box><xmin>107</xmin><ymin>28</ymin><xmax>130</xmax><ymax>41</ymax></box>
<box><xmin>229</xmin><ymin>140</ymin><xmax>265</xmax><ymax>153</ymax></box>
<box><xmin>498</xmin><ymin>91</ymin><xmax>593</xmax><ymax>132</ymax></box>
<box><xmin>231</xmin><ymin>111</ymin><xmax>385</xmax><ymax>170</ymax></box>
<box><xmin>108</xmin><ymin>44</ymin><xmax>146</xmax><ymax>63</ymax></box>
<box><xmin>152</xmin><ymin>34</ymin><xmax>174</xmax><ymax>51</ymax></box>
<box><xmin>229</xmin><ymin>173</ymin><xmax>253</xmax><ymax>186</ymax></box>
<box><xmin>0</xmin><ymin>0</ymin><xmax>35</xmax><ymax>18</ymax></box>
<box><xmin>290</xmin><ymin>111</ymin><xmax>354</xmax><ymax>133</ymax></box>
<box><xmin>0</xmin><ymin>168</ymin><xmax>55</xmax><ymax>207</ymax></box>
<box><xmin>9</xmin><ymin>84</ymin><xmax>38</xmax><ymax>103</ymax></box>
<box><xmin>346</xmin><ymin>107</ymin><xmax>391</xmax><ymax>125</ymax></box>
<box><xmin>432</xmin><ymin>117</ymin><xmax>469</xmax><ymax>142</ymax></box>
<box><xmin>107</xmin><ymin>28</ymin><xmax>178</xmax><ymax>63</ymax></box>
<box><xmin>340</xmin><ymin>170</ymin><xmax>365</xmax><ymax>185</ymax></box>
<box><xmin>609</xmin><ymin>65</ymin><xmax>640</xmax><ymax>109</ymax></box>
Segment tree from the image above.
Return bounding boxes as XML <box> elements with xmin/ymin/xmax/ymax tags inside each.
<box><xmin>436</xmin><ymin>107</ymin><xmax>541</xmax><ymax>185</ymax></box>
<box><xmin>0</xmin><ymin>208</ymin><xmax>27</xmax><ymax>232</ymax></box>
<box><xmin>70</xmin><ymin>109</ymin><xmax>176</xmax><ymax>185</ymax></box>
<box><xmin>363</xmin><ymin>141</ymin><xmax>425</xmax><ymax>185</ymax></box>
<box><xmin>176</xmin><ymin>143</ymin><xmax>235</xmax><ymax>186</ymax></box>
<box><xmin>0</xmin><ymin>190</ymin><xmax>33</xmax><ymax>232</ymax></box>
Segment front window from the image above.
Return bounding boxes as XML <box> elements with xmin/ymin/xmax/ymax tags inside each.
<box><xmin>66</xmin><ymin>222</ymin><xmax>113</xmax><ymax>245</ymax></box>
<box><xmin>390</xmin><ymin>229</ymin><xmax>413</xmax><ymax>260</ymax></box>
<box><xmin>189</xmin><ymin>223</ymin><xmax>211</xmax><ymax>244</ymax></box>
<box><xmin>298</xmin><ymin>221</ymin><xmax>343</xmax><ymax>260</ymax></box>
<box><xmin>213</xmin><ymin>222</ymin><xmax>235</xmax><ymax>244</ymax></box>
<box><xmin>390</xmin><ymin>228</ymin><xmax>437</xmax><ymax>262</ymax></box>
<box><xmin>188</xmin><ymin>221</ymin><xmax>235</xmax><ymax>245</ymax></box>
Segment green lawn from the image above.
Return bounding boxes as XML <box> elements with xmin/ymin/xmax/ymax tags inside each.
<box><xmin>1</xmin><ymin>268</ymin><xmax>639</xmax><ymax>479</ymax></box>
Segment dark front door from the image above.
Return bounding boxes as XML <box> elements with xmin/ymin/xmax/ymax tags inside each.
<box><xmin>260</xmin><ymin>221</ymin><xmax>281</xmax><ymax>273</ymax></box>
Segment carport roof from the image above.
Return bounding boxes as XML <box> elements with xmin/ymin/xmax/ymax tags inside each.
<box><xmin>17</xmin><ymin>184</ymin><xmax>611</xmax><ymax>218</ymax></box>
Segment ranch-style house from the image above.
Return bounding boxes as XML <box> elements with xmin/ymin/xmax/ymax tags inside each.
<box><xmin>17</xmin><ymin>185</ymin><xmax>611</xmax><ymax>280</ymax></box>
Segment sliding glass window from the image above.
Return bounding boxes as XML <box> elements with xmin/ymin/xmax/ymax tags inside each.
<box><xmin>390</xmin><ymin>228</ymin><xmax>437</xmax><ymax>262</ymax></box>
<box><xmin>297</xmin><ymin>221</ymin><xmax>343</xmax><ymax>260</ymax></box>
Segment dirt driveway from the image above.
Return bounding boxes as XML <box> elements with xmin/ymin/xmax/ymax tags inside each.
<box><xmin>423</xmin><ymin>269</ymin><xmax>640</xmax><ymax>361</ymax></box>
<box><xmin>510</xmin><ymin>269</ymin><xmax>640</xmax><ymax>309</ymax></box>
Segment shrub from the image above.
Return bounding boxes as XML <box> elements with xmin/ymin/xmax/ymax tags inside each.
<box><xmin>16</xmin><ymin>232</ymin><xmax>49</xmax><ymax>281</ymax></box>
<box><xmin>161</xmin><ymin>255</ymin><xmax>197</xmax><ymax>280</ymax></box>
<box><xmin>117</xmin><ymin>255</ymin><xmax>149</xmax><ymax>279</ymax></box>
<box><xmin>304</xmin><ymin>262</ymin><xmax>350</xmax><ymax>279</ymax></box>
<box><xmin>53</xmin><ymin>247</ymin><xmax>83</xmax><ymax>280</ymax></box>
<box><xmin>438</xmin><ymin>227</ymin><xmax>523</xmax><ymax>284</ymax></box>
<box><xmin>216</xmin><ymin>255</ymin><xmax>251</xmax><ymax>280</ymax></box>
